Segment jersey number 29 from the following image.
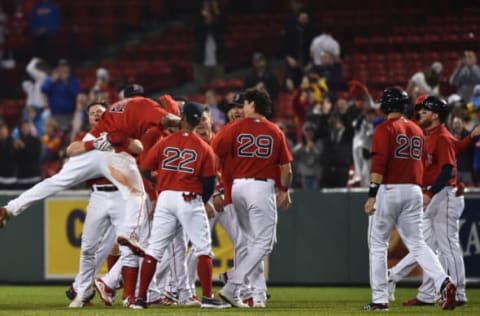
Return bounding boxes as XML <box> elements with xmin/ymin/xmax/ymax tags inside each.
<box><xmin>394</xmin><ymin>135</ymin><xmax>422</xmax><ymax>160</ymax></box>
<box><xmin>237</xmin><ymin>134</ymin><xmax>273</xmax><ymax>158</ymax></box>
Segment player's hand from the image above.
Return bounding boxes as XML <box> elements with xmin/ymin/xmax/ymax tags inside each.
<box><xmin>423</xmin><ymin>193</ymin><xmax>431</xmax><ymax>208</ymax></box>
<box><xmin>205</xmin><ymin>202</ymin><xmax>217</xmax><ymax>219</ymax></box>
<box><xmin>93</xmin><ymin>132</ymin><xmax>114</xmax><ymax>152</ymax></box>
<box><xmin>212</xmin><ymin>194</ymin><xmax>224</xmax><ymax>212</ymax></box>
<box><xmin>276</xmin><ymin>190</ymin><xmax>291</xmax><ymax>210</ymax></box>
<box><xmin>364</xmin><ymin>197</ymin><xmax>376</xmax><ymax>216</ymax></box>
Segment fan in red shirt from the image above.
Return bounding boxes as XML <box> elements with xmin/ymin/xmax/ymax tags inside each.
<box><xmin>131</xmin><ymin>101</ymin><xmax>230</xmax><ymax>309</ymax></box>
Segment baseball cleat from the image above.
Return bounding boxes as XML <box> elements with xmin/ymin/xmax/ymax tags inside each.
<box><xmin>200</xmin><ymin>296</ymin><xmax>231</xmax><ymax>309</ymax></box>
<box><xmin>130</xmin><ymin>298</ymin><xmax>147</xmax><ymax>309</ymax></box>
<box><xmin>163</xmin><ymin>291</ymin><xmax>179</xmax><ymax>302</ymax></box>
<box><xmin>0</xmin><ymin>207</ymin><xmax>9</xmax><ymax>228</ymax></box>
<box><xmin>178</xmin><ymin>296</ymin><xmax>201</xmax><ymax>306</ymax></box>
<box><xmin>362</xmin><ymin>302</ymin><xmax>389</xmax><ymax>311</ymax></box>
<box><xmin>94</xmin><ymin>278</ymin><xmax>114</xmax><ymax>306</ymax></box>
<box><xmin>218</xmin><ymin>272</ymin><xmax>228</xmax><ymax>284</ymax></box>
<box><xmin>253</xmin><ymin>300</ymin><xmax>266</xmax><ymax>308</ymax></box>
<box><xmin>117</xmin><ymin>236</ymin><xmax>145</xmax><ymax>257</ymax></box>
<box><xmin>68</xmin><ymin>296</ymin><xmax>84</xmax><ymax>308</ymax></box>
<box><xmin>402</xmin><ymin>298</ymin><xmax>434</xmax><ymax>306</ymax></box>
<box><xmin>219</xmin><ymin>288</ymin><xmax>249</xmax><ymax>308</ymax></box>
<box><xmin>148</xmin><ymin>297</ymin><xmax>177</xmax><ymax>306</ymax></box>
<box><xmin>441</xmin><ymin>280</ymin><xmax>457</xmax><ymax>310</ymax></box>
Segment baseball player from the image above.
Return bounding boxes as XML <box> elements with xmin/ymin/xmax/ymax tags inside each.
<box><xmin>212</xmin><ymin>89</ymin><xmax>293</xmax><ymax>308</ymax></box>
<box><xmin>0</xmin><ymin>87</ymin><xmax>181</xmax><ymax>308</ymax></box>
<box><xmin>129</xmin><ymin>101</ymin><xmax>230</xmax><ymax>309</ymax></box>
<box><xmin>387</xmin><ymin>96</ymin><xmax>480</xmax><ymax>306</ymax></box>
<box><xmin>363</xmin><ymin>87</ymin><xmax>457</xmax><ymax>311</ymax></box>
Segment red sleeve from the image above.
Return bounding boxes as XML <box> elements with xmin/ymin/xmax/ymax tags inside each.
<box><xmin>139</xmin><ymin>140</ymin><xmax>162</xmax><ymax>171</ymax></box>
<box><xmin>454</xmin><ymin>135</ymin><xmax>473</xmax><ymax>155</ymax></box>
<box><xmin>370</xmin><ymin>125</ymin><xmax>389</xmax><ymax>176</ymax></box>
<box><xmin>436</xmin><ymin>136</ymin><xmax>456</xmax><ymax>167</ymax></box>
<box><xmin>212</xmin><ymin>125</ymin><xmax>233</xmax><ymax>159</ymax></box>
<box><xmin>278</xmin><ymin>131</ymin><xmax>293</xmax><ymax>165</ymax></box>
<box><xmin>201</xmin><ymin>146</ymin><xmax>217</xmax><ymax>177</ymax></box>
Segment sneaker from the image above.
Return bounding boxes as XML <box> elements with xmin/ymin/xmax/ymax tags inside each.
<box><xmin>65</xmin><ymin>285</ymin><xmax>77</xmax><ymax>301</ymax></box>
<box><xmin>253</xmin><ymin>300</ymin><xmax>266</xmax><ymax>308</ymax></box>
<box><xmin>362</xmin><ymin>303</ymin><xmax>389</xmax><ymax>311</ymax></box>
<box><xmin>388</xmin><ymin>280</ymin><xmax>396</xmax><ymax>302</ymax></box>
<box><xmin>218</xmin><ymin>272</ymin><xmax>228</xmax><ymax>284</ymax></box>
<box><xmin>402</xmin><ymin>298</ymin><xmax>434</xmax><ymax>306</ymax></box>
<box><xmin>441</xmin><ymin>279</ymin><xmax>457</xmax><ymax>310</ymax></box>
<box><xmin>148</xmin><ymin>297</ymin><xmax>177</xmax><ymax>306</ymax></box>
<box><xmin>94</xmin><ymin>278</ymin><xmax>114</xmax><ymax>306</ymax></box>
<box><xmin>123</xmin><ymin>296</ymin><xmax>135</xmax><ymax>308</ymax></box>
<box><xmin>243</xmin><ymin>297</ymin><xmax>253</xmax><ymax>307</ymax></box>
<box><xmin>163</xmin><ymin>291</ymin><xmax>179</xmax><ymax>303</ymax></box>
<box><xmin>200</xmin><ymin>296</ymin><xmax>231</xmax><ymax>309</ymax></box>
<box><xmin>219</xmin><ymin>287</ymin><xmax>249</xmax><ymax>308</ymax></box>
<box><xmin>68</xmin><ymin>296</ymin><xmax>84</xmax><ymax>308</ymax></box>
<box><xmin>0</xmin><ymin>207</ymin><xmax>9</xmax><ymax>228</ymax></box>
<box><xmin>130</xmin><ymin>298</ymin><xmax>147</xmax><ymax>309</ymax></box>
<box><xmin>178</xmin><ymin>296</ymin><xmax>201</xmax><ymax>306</ymax></box>
<box><xmin>117</xmin><ymin>236</ymin><xmax>145</xmax><ymax>257</ymax></box>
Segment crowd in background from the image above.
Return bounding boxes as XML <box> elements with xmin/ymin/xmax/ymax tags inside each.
<box><xmin>1</xmin><ymin>0</ymin><xmax>480</xmax><ymax>190</ymax></box>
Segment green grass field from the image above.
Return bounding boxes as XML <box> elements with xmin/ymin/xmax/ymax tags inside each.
<box><xmin>0</xmin><ymin>286</ymin><xmax>478</xmax><ymax>315</ymax></box>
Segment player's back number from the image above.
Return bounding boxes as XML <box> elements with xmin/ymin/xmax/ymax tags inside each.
<box><xmin>237</xmin><ymin>133</ymin><xmax>273</xmax><ymax>158</ymax></box>
<box><xmin>162</xmin><ymin>147</ymin><xmax>198</xmax><ymax>173</ymax></box>
<box><xmin>394</xmin><ymin>134</ymin><xmax>422</xmax><ymax>160</ymax></box>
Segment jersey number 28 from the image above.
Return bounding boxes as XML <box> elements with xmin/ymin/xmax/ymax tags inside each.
<box><xmin>394</xmin><ymin>135</ymin><xmax>422</xmax><ymax>160</ymax></box>
<box><xmin>162</xmin><ymin>147</ymin><xmax>197</xmax><ymax>173</ymax></box>
<box><xmin>237</xmin><ymin>134</ymin><xmax>273</xmax><ymax>158</ymax></box>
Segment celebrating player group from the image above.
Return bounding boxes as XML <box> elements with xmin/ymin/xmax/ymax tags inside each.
<box><xmin>0</xmin><ymin>86</ymin><xmax>293</xmax><ymax>309</ymax></box>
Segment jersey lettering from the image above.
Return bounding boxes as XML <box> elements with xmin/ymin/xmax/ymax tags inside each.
<box><xmin>162</xmin><ymin>147</ymin><xmax>197</xmax><ymax>173</ymax></box>
<box><xmin>109</xmin><ymin>100</ymin><xmax>128</xmax><ymax>113</ymax></box>
<box><xmin>394</xmin><ymin>134</ymin><xmax>423</xmax><ymax>160</ymax></box>
<box><xmin>237</xmin><ymin>134</ymin><xmax>273</xmax><ymax>158</ymax></box>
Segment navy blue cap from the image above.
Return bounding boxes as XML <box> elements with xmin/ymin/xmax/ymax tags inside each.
<box><xmin>123</xmin><ymin>84</ymin><xmax>145</xmax><ymax>98</ymax></box>
<box><xmin>229</xmin><ymin>93</ymin><xmax>245</xmax><ymax>107</ymax></box>
<box><xmin>182</xmin><ymin>101</ymin><xmax>204</xmax><ymax>125</ymax></box>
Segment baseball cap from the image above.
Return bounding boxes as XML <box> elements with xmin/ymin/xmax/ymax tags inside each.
<box><xmin>182</xmin><ymin>101</ymin><xmax>204</xmax><ymax>124</ymax></box>
<box><xmin>229</xmin><ymin>93</ymin><xmax>245</xmax><ymax>107</ymax></box>
<box><xmin>123</xmin><ymin>84</ymin><xmax>145</xmax><ymax>98</ymax></box>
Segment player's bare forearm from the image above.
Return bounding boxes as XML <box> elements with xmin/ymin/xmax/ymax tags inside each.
<box><xmin>370</xmin><ymin>172</ymin><xmax>383</xmax><ymax>185</ymax></box>
<box><xmin>364</xmin><ymin>173</ymin><xmax>383</xmax><ymax>216</ymax></box>
<box><xmin>66</xmin><ymin>141</ymin><xmax>86</xmax><ymax>157</ymax></box>
<box><xmin>279</xmin><ymin>163</ymin><xmax>293</xmax><ymax>189</ymax></box>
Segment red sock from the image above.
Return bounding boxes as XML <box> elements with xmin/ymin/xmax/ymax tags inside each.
<box><xmin>197</xmin><ymin>255</ymin><xmax>213</xmax><ymax>298</ymax></box>
<box><xmin>121</xmin><ymin>266</ymin><xmax>139</xmax><ymax>301</ymax></box>
<box><xmin>137</xmin><ymin>255</ymin><xmax>157</xmax><ymax>300</ymax></box>
<box><xmin>107</xmin><ymin>255</ymin><xmax>119</xmax><ymax>271</ymax></box>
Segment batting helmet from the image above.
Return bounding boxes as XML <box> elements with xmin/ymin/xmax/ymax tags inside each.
<box><xmin>377</xmin><ymin>87</ymin><xmax>409</xmax><ymax>115</ymax></box>
<box><xmin>415</xmin><ymin>96</ymin><xmax>450</xmax><ymax>122</ymax></box>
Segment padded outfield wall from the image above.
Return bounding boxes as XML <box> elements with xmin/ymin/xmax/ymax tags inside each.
<box><xmin>0</xmin><ymin>189</ymin><xmax>479</xmax><ymax>284</ymax></box>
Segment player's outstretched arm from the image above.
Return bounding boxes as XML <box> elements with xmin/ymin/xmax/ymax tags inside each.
<box><xmin>66</xmin><ymin>133</ymin><xmax>143</xmax><ymax>157</ymax></box>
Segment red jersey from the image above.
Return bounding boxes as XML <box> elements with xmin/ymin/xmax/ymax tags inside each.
<box><xmin>212</xmin><ymin>117</ymin><xmax>293</xmax><ymax>180</ymax></box>
<box><xmin>140</xmin><ymin>130</ymin><xmax>216</xmax><ymax>195</ymax></box>
<box><xmin>423</xmin><ymin>124</ymin><xmax>457</xmax><ymax>187</ymax></box>
<box><xmin>90</xmin><ymin>97</ymin><xmax>168</xmax><ymax>140</ymax></box>
<box><xmin>370</xmin><ymin>117</ymin><xmax>423</xmax><ymax>185</ymax></box>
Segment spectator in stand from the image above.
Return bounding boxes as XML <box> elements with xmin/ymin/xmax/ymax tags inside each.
<box><xmin>280</xmin><ymin>9</ymin><xmax>315</xmax><ymax>92</ymax></box>
<box><xmin>305</xmin><ymin>96</ymin><xmax>332</xmax><ymax>143</ymax></box>
<box><xmin>192</xmin><ymin>0</ymin><xmax>226</xmax><ymax>91</ymax></box>
<box><xmin>40</xmin><ymin>117</ymin><xmax>63</xmax><ymax>177</ymax></box>
<box><xmin>41</xmin><ymin>59</ymin><xmax>80</xmax><ymax>130</ymax></box>
<box><xmin>243</xmin><ymin>52</ymin><xmax>280</xmax><ymax>104</ymax></box>
<box><xmin>310</xmin><ymin>33</ymin><xmax>341</xmax><ymax>66</ymax></box>
<box><xmin>0</xmin><ymin>121</ymin><xmax>16</xmax><ymax>189</ymax></box>
<box><xmin>11</xmin><ymin>106</ymin><xmax>40</xmax><ymax>139</ymax></box>
<box><xmin>309</xmin><ymin>51</ymin><xmax>341</xmax><ymax>103</ymax></box>
<box><xmin>450</xmin><ymin>115</ymin><xmax>474</xmax><ymax>185</ymax></box>
<box><xmin>350</xmin><ymin>108</ymin><xmax>376</xmax><ymax>187</ymax></box>
<box><xmin>276</xmin><ymin>121</ymin><xmax>294</xmax><ymax>150</ymax></box>
<box><xmin>22</xmin><ymin>57</ymin><xmax>50</xmax><ymax>110</ymax></box>
<box><xmin>29</xmin><ymin>0</ymin><xmax>60</xmax><ymax>63</ymax></box>
<box><xmin>69</xmin><ymin>92</ymin><xmax>89</xmax><ymax>143</ymax></box>
<box><xmin>450</xmin><ymin>51</ymin><xmax>480</xmax><ymax>102</ymax></box>
<box><xmin>4</xmin><ymin>1</ymin><xmax>28</xmax><ymax>57</ymax></box>
<box><xmin>204</xmin><ymin>89</ymin><xmax>225</xmax><ymax>132</ymax></box>
<box><xmin>292</xmin><ymin>121</ymin><xmax>322</xmax><ymax>190</ymax></box>
<box><xmin>335</xmin><ymin>96</ymin><xmax>361</xmax><ymax>132</ymax></box>
<box><xmin>321</xmin><ymin>112</ymin><xmax>353</xmax><ymax>188</ymax></box>
<box><xmin>406</xmin><ymin>61</ymin><xmax>443</xmax><ymax>101</ymax></box>
<box><xmin>13</xmin><ymin>119</ymin><xmax>42</xmax><ymax>189</ymax></box>
<box><xmin>89</xmin><ymin>67</ymin><xmax>116</xmax><ymax>103</ymax></box>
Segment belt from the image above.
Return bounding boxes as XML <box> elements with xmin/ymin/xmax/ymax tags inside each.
<box><xmin>237</xmin><ymin>178</ymin><xmax>269</xmax><ymax>182</ymax></box>
<box><xmin>91</xmin><ymin>185</ymin><xmax>118</xmax><ymax>192</ymax></box>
